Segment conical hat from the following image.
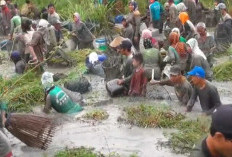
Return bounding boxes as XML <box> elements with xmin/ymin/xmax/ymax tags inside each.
<box><xmin>110</xmin><ymin>36</ymin><xmax>125</xmax><ymax>48</ymax></box>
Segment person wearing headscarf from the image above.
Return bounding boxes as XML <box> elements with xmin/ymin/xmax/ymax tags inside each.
<box><xmin>10</xmin><ymin>51</ymin><xmax>26</xmax><ymax>74</ymax></box>
<box><xmin>168</xmin><ymin>0</ymin><xmax>179</xmax><ymax>29</ymax></box>
<box><xmin>187</xmin><ymin>38</ymin><xmax>206</xmax><ymax>60</ymax></box>
<box><xmin>172</xmin><ymin>27</ymin><xmax>186</xmax><ymax>43</ymax></box>
<box><xmin>186</xmin><ymin>39</ymin><xmax>213</xmax><ymax>81</ymax></box>
<box><xmin>0</xmin><ymin>0</ymin><xmax>12</xmax><ymax>35</ymax></box>
<box><xmin>163</xmin><ymin>32</ymin><xmax>180</xmax><ymax>65</ymax></box>
<box><xmin>149</xmin><ymin>0</ymin><xmax>164</xmax><ymax>33</ymax></box>
<box><xmin>142</xmin><ymin>37</ymin><xmax>162</xmax><ymax>80</ymax></box>
<box><xmin>71</xmin><ymin>12</ymin><xmax>95</xmax><ymax>49</ymax></box>
<box><xmin>127</xmin><ymin>1</ymin><xmax>141</xmax><ymax>49</ymax></box>
<box><xmin>178</xmin><ymin>12</ymin><xmax>196</xmax><ymax>40</ymax></box>
<box><xmin>183</xmin><ymin>0</ymin><xmax>197</xmax><ymax>24</ymax></box>
<box><xmin>139</xmin><ymin>29</ymin><xmax>158</xmax><ymax>52</ymax></box>
<box><xmin>196</xmin><ymin>22</ymin><xmax>215</xmax><ymax>67</ymax></box>
<box><xmin>41</xmin><ymin>72</ymin><xmax>83</xmax><ymax>114</ymax></box>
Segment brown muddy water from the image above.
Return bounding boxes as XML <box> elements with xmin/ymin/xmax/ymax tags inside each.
<box><xmin>1</xmin><ymin>54</ymin><xmax>232</xmax><ymax>157</ymax></box>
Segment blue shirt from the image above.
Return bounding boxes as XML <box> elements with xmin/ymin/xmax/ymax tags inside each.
<box><xmin>150</xmin><ymin>1</ymin><xmax>163</xmax><ymax>21</ymax></box>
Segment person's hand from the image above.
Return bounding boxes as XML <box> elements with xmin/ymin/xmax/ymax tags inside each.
<box><xmin>117</xmin><ymin>79</ymin><xmax>124</xmax><ymax>85</ymax></box>
<box><xmin>32</xmin><ymin>56</ymin><xmax>38</xmax><ymax>62</ymax></box>
<box><xmin>150</xmin><ymin>80</ymin><xmax>160</xmax><ymax>85</ymax></box>
<box><xmin>92</xmin><ymin>36</ymin><xmax>96</xmax><ymax>39</ymax></box>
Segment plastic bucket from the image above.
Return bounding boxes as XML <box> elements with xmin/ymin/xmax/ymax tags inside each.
<box><xmin>95</xmin><ymin>38</ymin><xmax>107</xmax><ymax>51</ymax></box>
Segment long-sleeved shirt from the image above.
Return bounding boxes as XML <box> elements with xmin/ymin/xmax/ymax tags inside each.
<box><xmin>187</xmin><ymin>81</ymin><xmax>222</xmax><ymax>114</ymax></box>
<box><xmin>150</xmin><ymin>1</ymin><xmax>163</xmax><ymax>21</ymax></box>
<box><xmin>122</xmin><ymin>54</ymin><xmax>134</xmax><ymax>85</ymax></box>
<box><xmin>159</xmin><ymin>78</ymin><xmax>192</xmax><ymax>106</ymax></box>
<box><xmin>10</xmin><ymin>15</ymin><xmax>21</xmax><ymax>36</ymax></box>
<box><xmin>127</xmin><ymin>12</ymin><xmax>141</xmax><ymax>38</ymax></box>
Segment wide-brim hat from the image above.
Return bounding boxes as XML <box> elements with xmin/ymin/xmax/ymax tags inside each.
<box><xmin>109</xmin><ymin>36</ymin><xmax>125</xmax><ymax>48</ymax></box>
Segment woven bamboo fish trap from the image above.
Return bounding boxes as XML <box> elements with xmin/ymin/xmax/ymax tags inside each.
<box><xmin>6</xmin><ymin>113</ymin><xmax>56</xmax><ymax>150</ymax></box>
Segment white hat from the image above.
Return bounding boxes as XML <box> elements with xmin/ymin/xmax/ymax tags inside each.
<box><xmin>0</xmin><ymin>0</ymin><xmax>6</xmax><ymax>6</ymax></box>
<box><xmin>41</xmin><ymin>72</ymin><xmax>54</xmax><ymax>89</ymax></box>
<box><xmin>215</xmin><ymin>3</ymin><xmax>226</xmax><ymax>10</ymax></box>
<box><xmin>89</xmin><ymin>52</ymin><xmax>99</xmax><ymax>64</ymax></box>
<box><xmin>38</xmin><ymin>19</ymin><xmax>49</xmax><ymax>28</ymax></box>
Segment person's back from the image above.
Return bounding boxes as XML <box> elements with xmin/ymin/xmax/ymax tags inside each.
<box><xmin>184</xmin><ymin>0</ymin><xmax>196</xmax><ymax>24</ymax></box>
<box><xmin>123</xmin><ymin>23</ymin><xmax>134</xmax><ymax>41</ymax></box>
<box><xmin>29</xmin><ymin>31</ymin><xmax>45</xmax><ymax>62</ymax></box>
<box><xmin>48</xmin><ymin>86</ymin><xmax>83</xmax><ymax>114</ymax></box>
<box><xmin>150</xmin><ymin>1</ymin><xmax>162</xmax><ymax>21</ymax></box>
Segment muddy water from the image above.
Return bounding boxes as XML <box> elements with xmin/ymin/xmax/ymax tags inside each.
<box><xmin>0</xmin><ymin>58</ymin><xmax>232</xmax><ymax>157</ymax></box>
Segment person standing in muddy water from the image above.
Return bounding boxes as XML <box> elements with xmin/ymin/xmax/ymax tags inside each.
<box><xmin>41</xmin><ymin>72</ymin><xmax>83</xmax><ymax>114</ymax></box>
<box><xmin>0</xmin><ymin>102</ymin><xmax>13</xmax><ymax>157</ymax></box>
<box><xmin>150</xmin><ymin>65</ymin><xmax>192</xmax><ymax>106</ymax></box>
<box><xmin>190</xmin><ymin>105</ymin><xmax>232</xmax><ymax>157</ymax></box>
<box><xmin>127</xmin><ymin>1</ymin><xmax>141</xmax><ymax>50</ymax></box>
<box><xmin>186</xmin><ymin>66</ymin><xmax>222</xmax><ymax>115</ymax></box>
<box><xmin>196</xmin><ymin>22</ymin><xmax>216</xmax><ymax>68</ymax></box>
<box><xmin>117</xmin><ymin>40</ymin><xmax>134</xmax><ymax>94</ymax></box>
<box><xmin>129</xmin><ymin>53</ymin><xmax>147</xmax><ymax>97</ymax></box>
<box><xmin>0</xmin><ymin>0</ymin><xmax>12</xmax><ymax>36</ymax></box>
<box><xmin>71</xmin><ymin>12</ymin><xmax>95</xmax><ymax>50</ymax></box>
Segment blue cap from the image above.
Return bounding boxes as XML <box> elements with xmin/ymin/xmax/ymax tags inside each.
<box><xmin>98</xmin><ymin>54</ymin><xmax>107</xmax><ymax>62</ymax></box>
<box><xmin>187</xmin><ymin>66</ymin><xmax>205</xmax><ymax>79</ymax></box>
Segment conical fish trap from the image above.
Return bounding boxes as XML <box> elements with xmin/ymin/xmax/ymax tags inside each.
<box><xmin>6</xmin><ymin>113</ymin><xmax>56</xmax><ymax>150</ymax></box>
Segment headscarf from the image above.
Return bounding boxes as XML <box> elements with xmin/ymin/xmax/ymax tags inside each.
<box><xmin>176</xmin><ymin>3</ymin><xmax>187</xmax><ymax>12</ymax></box>
<box><xmin>196</xmin><ymin>22</ymin><xmax>206</xmax><ymax>29</ymax></box>
<box><xmin>141</xmin><ymin>29</ymin><xmax>157</xmax><ymax>47</ymax></box>
<box><xmin>187</xmin><ymin>38</ymin><xmax>207</xmax><ymax>60</ymax></box>
<box><xmin>175</xmin><ymin>42</ymin><xmax>187</xmax><ymax>57</ymax></box>
<box><xmin>74</xmin><ymin>12</ymin><xmax>81</xmax><ymax>25</ymax></box>
<box><xmin>41</xmin><ymin>72</ymin><xmax>54</xmax><ymax>90</ymax></box>
<box><xmin>169</xmin><ymin>32</ymin><xmax>179</xmax><ymax>46</ymax></box>
<box><xmin>129</xmin><ymin>1</ymin><xmax>138</xmax><ymax>11</ymax></box>
<box><xmin>171</xmin><ymin>27</ymin><xmax>180</xmax><ymax>35</ymax></box>
<box><xmin>179</xmin><ymin>12</ymin><xmax>189</xmax><ymax>25</ymax></box>
<box><xmin>144</xmin><ymin>38</ymin><xmax>153</xmax><ymax>49</ymax></box>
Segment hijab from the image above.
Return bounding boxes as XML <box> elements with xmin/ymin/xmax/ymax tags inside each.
<box><xmin>169</xmin><ymin>32</ymin><xmax>179</xmax><ymax>46</ymax></box>
<box><xmin>129</xmin><ymin>1</ymin><xmax>138</xmax><ymax>11</ymax></box>
<box><xmin>172</xmin><ymin>27</ymin><xmax>180</xmax><ymax>35</ymax></box>
<box><xmin>179</xmin><ymin>12</ymin><xmax>189</xmax><ymax>25</ymax></box>
<box><xmin>187</xmin><ymin>38</ymin><xmax>207</xmax><ymax>60</ymax></box>
<box><xmin>74</xmin><ymin>12</ymin><xmax>81</xmax><ymax>25</ymax></box>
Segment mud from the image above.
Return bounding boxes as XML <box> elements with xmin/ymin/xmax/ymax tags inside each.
<box><xmin>0</xmin><ymin>52</ymin><xmax>232</xmax><ymax>157</ymax></box>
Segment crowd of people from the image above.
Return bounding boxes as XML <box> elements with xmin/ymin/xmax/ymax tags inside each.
<box><xmin>0</xmin><ymin>0</ymin><xmax>232</xmax><ymax>156</ymax></box>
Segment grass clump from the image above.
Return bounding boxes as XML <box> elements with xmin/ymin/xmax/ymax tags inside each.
<box><xmin>124</xmin><ymin>104</ymin><xmax>185</xmax><ymax>128</ymax></box>
<box><xmin>83</xmin><ymin>109</ymin><xmax>109</xmax><ymax>121</ymax></box>
<box><xmin>213</xmin><ymin>61</ymin><xmax>232</xmax><ymax>81</ymax></box>
<box><xmin>169</xmin><ymin>117</ymin><xmax>210</xmax><ymax>154</ymax></box>
<box><xmin>0</xmin><ymin>72</ymin><xmax>44</xmax><ymax>112</ymax></box>
<box><xmin>55</xmin><ymin>147</ymin><xmax>104</xmax><ymax>157</ymax></box>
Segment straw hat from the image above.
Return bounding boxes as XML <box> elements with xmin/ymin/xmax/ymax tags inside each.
<box><xmin>110</xmin><ymin>36</ymin><xmax>125</xmax><ymax>48</ymax></box>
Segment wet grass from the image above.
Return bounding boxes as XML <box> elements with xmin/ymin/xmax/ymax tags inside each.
<box><xmin>55</xmin><ymin>147</ymin><xmax>138</xmax><ymax>157</ymax></box>
<box><xmin>213</xmin><ymin>61</ymin><xmax>232</xmax><ymax>81</ymax></box>
<box><xmin>123</xmin><ymin>104</ymin><xmax>185</xmax><ymax>128</ymax></box>
<box><xmin>168</xmin><ymin>116</ymin><xmax>210</xmax><ymax>154</ymax></box>
<box><xmin>83</xmin><ymin>109</ymin><xmax>109</xmax><ymax>121</ymax></box>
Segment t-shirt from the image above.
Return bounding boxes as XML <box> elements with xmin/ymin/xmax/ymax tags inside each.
<box><xmin>150</xmin><ymin>1</ymin><xmax>163</xmax><ymax>21</ymax></box>
<box><xmin>189</xmin><ymin>138</ymin><xmax>212</xmax><ymax>157</ymax></box>
<box><xmin>47</xmin><ymin>86</ymin><xmax>83</xmax><ymax>114</ymax></box>
<box><xmin>187</xmin><ymin>81</ymin><xmax>222</xmax><ymax>114</ymax></box>
<box><xmin>48</xmin><ymin>12</ymin><xmax>60</xmax><ymax>25</ymax></box>
<box><xmin>180</xmin><ymin>36</ymin><xmax>187</xmax><ymax>43</ymax></box>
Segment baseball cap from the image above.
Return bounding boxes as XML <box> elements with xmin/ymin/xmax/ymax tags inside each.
<box><xmin>169</xmin><ymin>65</ymin><xmax>181</xmax><ymax>76</ymax></box>
<box><xmin>187</xmin><ymin>66</ymin><xmax>205</xmax><ymax>79</ymax></box>
<box><xmin>119</xmin><ymin>39</ymin><xmax>132</xmax><ymax>49</ymax></box>
<box><xmin>215</xmin><ymin>3</ymin><xmax>226</xmax><ymax>10</ymax></box>
<box><xmin>212</xmin><ymin>105</ymin><xmax>232</xmax><ymax>135</ymax></box>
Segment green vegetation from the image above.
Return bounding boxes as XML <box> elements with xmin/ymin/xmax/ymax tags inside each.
<box><xmin>55</xmin><ymin>147</ymin><xmax>104</xmax><ymax>157</ymax></box>
<box><xmin>55</xmin><ymin>147</ymin><xmax>138</xmax><ymax>157</ymax></box>
<box><xmin>122</xmin><ymin>104</ymin><xmax>210</xmax><ymax>154</ymax></box>
<box><xmin>123</xmin><ymin>104</ymin><xmax>185</xmax><ymax>128</ymax></box>
<box><xmin>213</xmin><ymin>61</ymin><xmax>232</xmax><ymax>81</ymax></box>
<box><xmin>83</xmin><ymin>109</ymin><xmax>109</xmax><ymax>121</ymax></box>
<box><xmin>169</xmin><ymin>117</ymin><xmax>210</xmax><ymax>154</ymax></box>
<box><xmin>0</xmin><ymin>72</ymin><xmax>44</xmax><ymax>112</ymax></box>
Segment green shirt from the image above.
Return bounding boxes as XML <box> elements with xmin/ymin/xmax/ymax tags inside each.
<box><xmin>49</xmin><ymin>86</ymin><xmax>83</xmax><ymax>114</ymax></box>
<box><xmin>180</xmin><ymin>36</ymin><xmax>187</xmax><ymax>43</ymax></box>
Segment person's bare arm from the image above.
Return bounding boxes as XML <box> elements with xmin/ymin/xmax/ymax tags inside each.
<box><xmin>1</xmin><ymin>110</ymin><xmax>6</xmax><ymax>127</ymax></box>
<box><xmin>28</xmin><ymin>45</ymin><xmax>38</xmax><ymax>61</ymax></box>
